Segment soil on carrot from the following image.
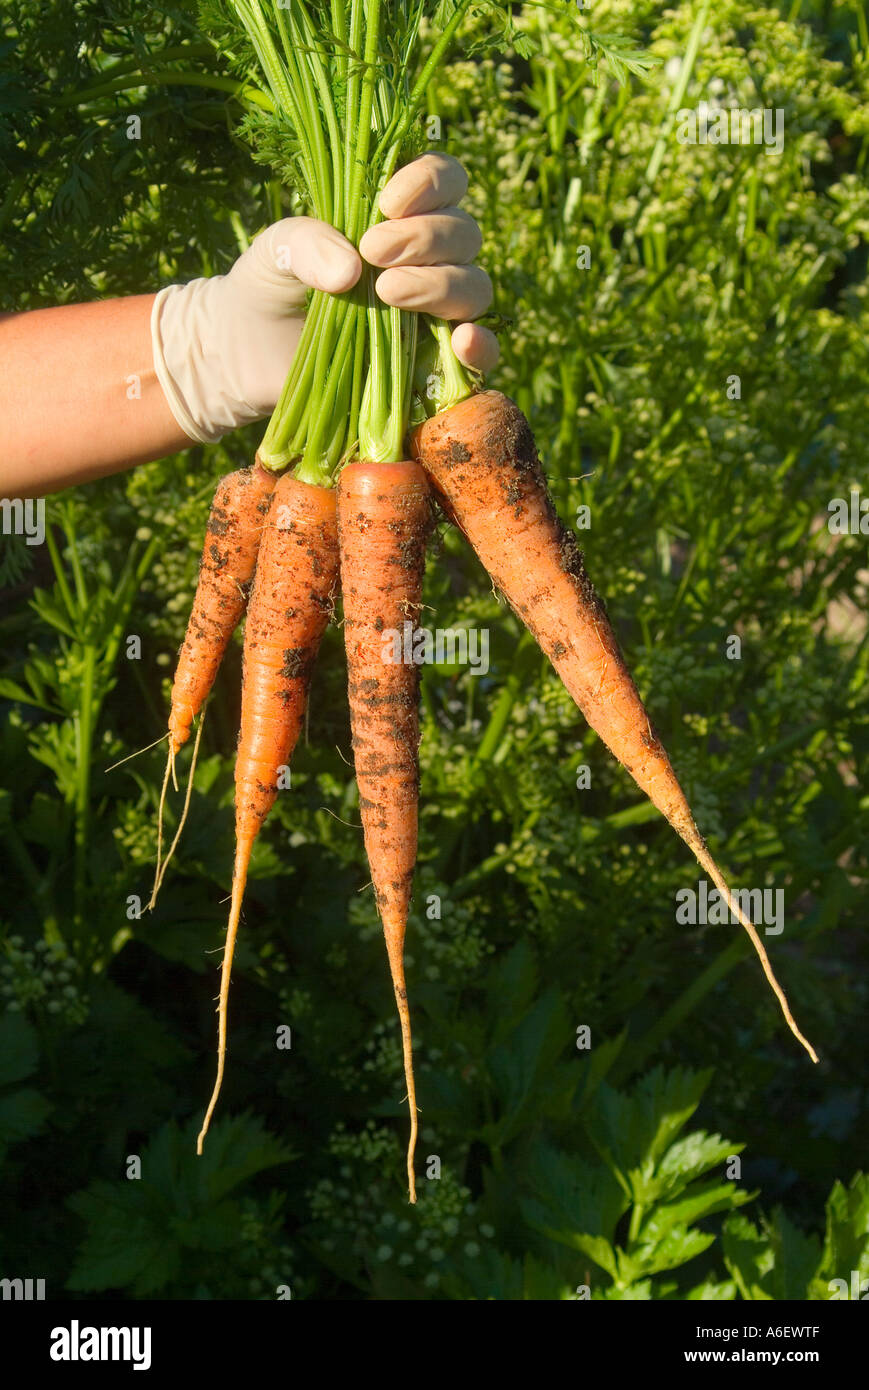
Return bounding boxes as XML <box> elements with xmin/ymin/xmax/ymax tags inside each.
<box><xmin>424</xmin><ymin>392</ymin><xmax>609</xmax><ymax>624</ymax></box>
<box><xmin>279</xmin><ymin>647</ymin><xmax>313</xmax><ymax>679</ymax></box>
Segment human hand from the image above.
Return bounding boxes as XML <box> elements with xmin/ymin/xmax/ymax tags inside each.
<box><xmin>152</xmin><ymin>153</ymin><xmax>499</xmax><ymax>443</ymax></box>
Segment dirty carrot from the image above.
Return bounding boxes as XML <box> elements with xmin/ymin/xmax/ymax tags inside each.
<box><xmin>337</xmin><ymin>459</ymin><xmax>435</xmax><ymax>1202</ymax></box>
<box><xmin>200</xmin><ymin>0</ymin><xmax>477</xmax><ymax>1197</ymax></box>
<box><xmin>197</xmin><ymin>472</ymin><xmax>339</xmax><ymax>1152</ymax></box>
<box><xmin>412</xmin><ymin>388</ymin><xmax>818</xmax><ymax>1065</ymax></box>
<box><xmin>150</xmin><ymin>462</ymin><xmax>276</xmax><ymax>906</ymax></box>
<box><xmin>169</xmin><ymin>463</ymin><xmax>277</xmax><ymax>757</ymax></box>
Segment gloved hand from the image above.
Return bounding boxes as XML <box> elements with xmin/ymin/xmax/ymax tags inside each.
<box><xmin>152</xmin><ymin>153</ymin><xmax>499</xmax><ymax>444</ymax></box>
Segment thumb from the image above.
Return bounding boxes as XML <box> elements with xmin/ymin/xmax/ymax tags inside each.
<box><xmin>226</xmin><ymin>218</ymin><xmax>362</xmax><ymax>316</ymax></box>
<box><xmin>262</xmin><ymin>217</ymin><xmax>361</xmax><ymax>294</ymax></box>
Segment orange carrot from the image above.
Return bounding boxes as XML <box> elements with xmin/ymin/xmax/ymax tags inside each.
<box><xmin>169</xmin><ymin>462</ymin><xmax>276</xmax><ymax>758</ymax></box>
<box><xmin>197</xmin><ymin>472</ymin><xmax>339</xmax><ymax>1153</ymax></box>
<box><xmin>413</xmin><ymin>389</ymin><xmax>817</xmax><ymax>1064</ymax></box>
<box><xmin>337</xmin><ymin>460</ymin><xmax>435</xmax><ymax>1203</ymax></box>
<box><xmin>149</xmin><ymin>463</ymin><xmax>276</xmax><ymax>907</ymax></box>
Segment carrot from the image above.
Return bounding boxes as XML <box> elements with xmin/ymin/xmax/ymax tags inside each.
<box><xmin>149</xmin><ymin>462</ymin><xmax>277</xmax><ymax>907</ymax></box>
<box><xmin>412</xmin><ymin>389</ymin><xmax>818</xmax><ymax>1064</ymax></box>
<box><xmin>337</xmin><ymin>459</ymin><xmax>435</xmax><ymax>1203</ymax></box>
<box><xmin>169</xmin><ymin>462</ymin><xmax>277</xmax><ymax>758</ymax></box>
<box><xmin>196</xmin><ymin>472</ymin><xmax>339</xmax><ymax>1153</ymax></box>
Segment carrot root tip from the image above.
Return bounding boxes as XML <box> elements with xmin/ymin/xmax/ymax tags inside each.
<box><xmin>149</xmin><ymin>713</ymin><xmax>205</xmax><ymax>910</ymax></box>
<box><xmin>693</xmin><ymin>845</ymin><xmax>818</xmax><ymax>1063</ymax></box>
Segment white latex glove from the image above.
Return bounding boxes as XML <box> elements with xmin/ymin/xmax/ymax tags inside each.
<box><xmin>152</xmin><ymin>154</ymin><xmax>499</xmax><ymax>444</ymax></box>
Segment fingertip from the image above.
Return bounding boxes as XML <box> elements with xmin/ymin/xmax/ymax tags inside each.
<box><xmin>377</xmin><ymin>186</ymin><xmax>400</xmax><ymax>221</ymax></box>
<box><xmin>380</xmin><ymin>152</ymin><xmax>469</xmax><ymax>218</ymax></box>
<box><xmin>452</xmin><ymin>323</ymin><xmax>500</xmax><ymax>374</ymax></box>
<box><xmin>358</xmin><ymin>224</ymin><xmax>387</xmax><ymax>267</ymax></box>
<box><xmin>281</xmin><ymin>220</ymin><xmax>362</xmax><ymax>293</ymax></box>
<box><xmin>372</xmin><ymin>266</ymin><xmax>413</xmax><ymax>308</ymax></box>
<box><xmin>315</xmin><ymin>223</ymin><xmax>362</xmax><ymax>291</ymax></box>
<box><xmin>321</xmin><ymin>246</ymin><xmax>363</xmax><ymax>293</ymax></box>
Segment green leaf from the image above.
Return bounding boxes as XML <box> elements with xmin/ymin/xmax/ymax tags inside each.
<box><xmin>29</xmin><ymin>586</ymin><xmax>79</xmax><ymax>637</ymax></box>
<box><xmin>0</xmin><ymin>1087</ymin><xmax>52</xmax><ymax>1143</ymax></box>
<box><xmin>816</xmin><ymin>1172</ymin><xmax>869</xmax><ymax>1291</ymax></box>
<box><xmin>66</xmin><ymin>1115</ymin><xmax>293</xmax><ymax>1296</ymax></box>
<box><xmin>484</xmin><ymin>939</ymin><xmax>539</xmax><ymax>1046</ymax></box>
<box><xmin>600</xmin><ymin>1278</ymin><xmax>654</xmax><ymax>1300</ymax></box>
<box><xmin>0</xmin><ymin>1012</ymin><xmax>40</xmax><ymax>1086</ymax></box>
<box><xmin>520</xmin><ymin>1141</ymin><xmax>628</xmax><ymax>1256</ymax></box>
<box><xmin>629</xmin><ymin>1224</ymin><xmax>716</xmax><ymax>1279</ymax></box>
<box><xmin>198</xmin><ymin>1114</ymin><xmax>295</xmax><ymax>1204</ymax></box>
<box><xmin>143</xmin><ymin>909</ymin><xmax>229</xmax><ymax>974</ymax></box>
<box><xmin>584</xmin><ymin>1066</ymin><xmax>713</xmax><ymax>1191</ymax></box>
<box><xmin>686</xmin><ymin>1280</ymin><xmax>738</xmax><ymax>1300</ymax></box>
<box><xmin>484</xmin><ymin>987</ymin><xmax>572</xmax><ymax>1143</ymax></box>
<box><xmin>87</xmin><ymin>981</ymin><xmax>189</xmax><ymax>1073</ymax></box>
<box><xmin>643</xmin><ymin>1180</ymin><xmax>752</xmax><ymax>1240</ymax></box>
<box><xmin>572</xmin><ymin>1027</ymin><xmax>628</xmax><ymax>1112</ymax></box>
<box><xmin>0</xmin><ymin>677</ymin><xmax>48</xmax><ymax>708</ymax></box>
<box><xmin>67</xmin><ymin>1181</ymin><xmax>183</xmax><ymax>1295</ymax></box>
<box><xmin>723</xmin><ymin>1208</ymin><xmax>820</xmax><ymax>1300</ymax></box>
<box><xmin>722</xmin><ymin>1212</ymin><xmax>775</xmax><ymax>1300</ymax></box>
<box><xmin>19</xmin><ymin>793</ymin><xmax>68</xmax><ymax>849</ymax></box>
<box><xmin>768</xmin><ymin>1208</ymin><xmax>823</xmax><ymax>1300</ymax></box>
<box><xmin>445</xmin><ymin>1247</ymin><xmax>575</xmax><ymax>1301</ymax></box>
<box><xmin>571</xmin><ymin>1231</ymin><xmax>620</xmax><ymax>1279</ymax></box>
<box><xmin>653</xmin><ymin>1132</ymin><xmax>745</xmax><ymax>1203</ymax></box>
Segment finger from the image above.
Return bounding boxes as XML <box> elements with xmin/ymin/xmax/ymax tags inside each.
<box><xmin>262</xmin><ymin>217</ymin><xmax>361</xmax><ymax>294</ymax></box>
<box><xmin>451</xmin><ymin>322</ymin><xmax>500</xmax><ymax>374</ymax></box>
<box><xmin>374</xmin><ymin>263</ymin><xmax>493</xmax><ymax>320</ymax></box>
<box><xmin>379</xmin><ymin>153</ymin><xmax>469</xmax><ymax>219</ymax></box>
<box><xmin>360</xmin><ymin>209</ymin><xmax>482</xmax><ymax>269</ymax></box>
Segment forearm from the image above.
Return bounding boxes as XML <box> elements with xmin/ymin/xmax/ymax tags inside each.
<box><xmin>0</xmin><ymin>296</ymin><xmax>190</xmax><ymax>499</ymax></box>
<box><xmin>0</xmin><ymin>159</ymin><xmax>496</xmax><ymax>502</ymax></box>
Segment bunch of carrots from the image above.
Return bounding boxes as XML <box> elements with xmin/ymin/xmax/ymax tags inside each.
<box><xmin>150</xmin><ymin>0</ymin><xmax>816</xmax><ymax>1203</ymax></box>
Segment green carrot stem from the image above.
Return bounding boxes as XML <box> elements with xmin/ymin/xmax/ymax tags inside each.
<box><xmin>216</xmin><ymin>0</ymin><xmax>479</xmax><ymax>478</ymax></box>
<box><xmin>298</xmin><ymin>284</ymin><xmax>366</xmax><ymax>482</ymax></box>
<box><xmin>346</xmin><ymin>0</ymin><xmax>382</xmax><ymax>245</ymax></box>
<box><xmin>430</xmin><ymin>317</ymin><xmax>475</xmax><ymax>408</ymax></box>
<box><xmin>238</xmin><ymin>0</ymin><xmax>323</xmax><ymax>215</ymax></box>
<box><xmin>271</xmin><ymin>0</ymin><xmax>334</xmax><ymax>221</ymax></box>
<box><xmin>343</xmin><ymin>0</ymin><xmax>365</xmax><ymax>221</ymax></box>
<box><xmin>359</xmin><ymin>274</ymin><xmax>392</xmax><ymax>461</ymax></box>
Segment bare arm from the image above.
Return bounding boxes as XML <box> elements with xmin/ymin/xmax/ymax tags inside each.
<box><xmin>0</xmin><ymin>297</ymin><xmax>190</xmax><ymax>499</ymax></box>
<box><xmin>1</xmin><ymin>155</ymin><xmax>498</xmax><ymax>502</ymax></box>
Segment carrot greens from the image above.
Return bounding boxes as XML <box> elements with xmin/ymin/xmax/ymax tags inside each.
<box><xmin>202</xmin><ymin>0</ymin><xmax>477</xmax><ymax>481</ymax></box>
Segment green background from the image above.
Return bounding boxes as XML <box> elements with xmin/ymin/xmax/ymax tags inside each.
<box><xmin>0</xmin><ymin>0</ymin><xmax>867</xmax><ymax>1299</ymax></box>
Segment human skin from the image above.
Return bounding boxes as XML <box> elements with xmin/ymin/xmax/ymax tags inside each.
<box><xmin>1</xmin><ymin>154</ymin><xmax>498</xmax><ymax>498</ymax></box>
